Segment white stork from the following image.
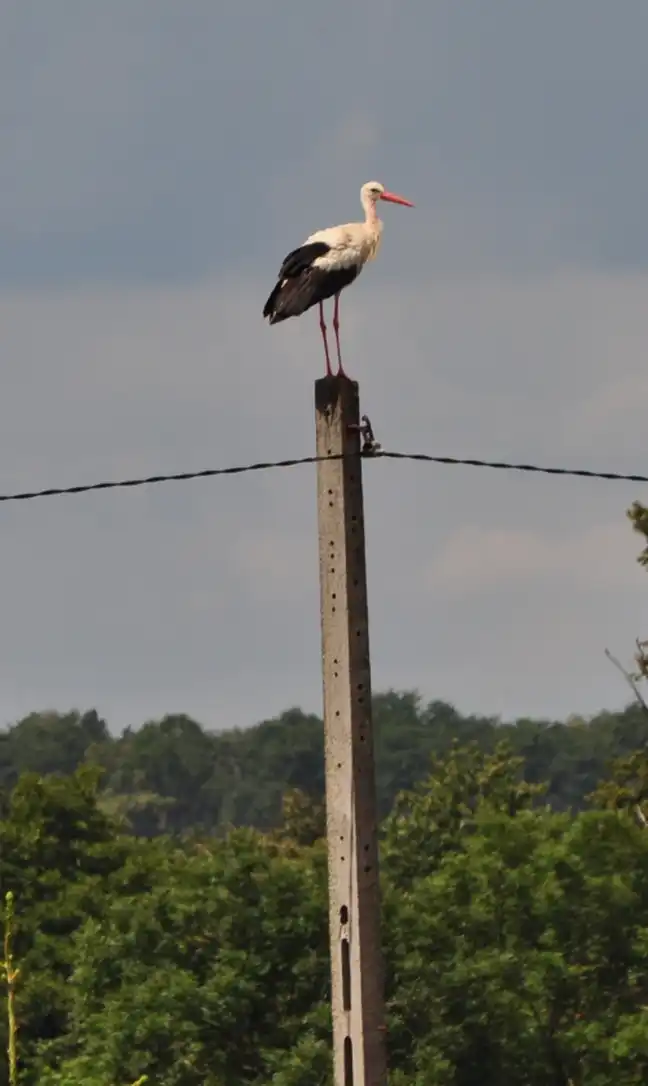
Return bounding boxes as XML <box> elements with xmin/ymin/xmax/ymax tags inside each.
<box><xmin>263</xmin><ymin>181</ymin><xmax>414</xmax><ymax>377</ymax></box>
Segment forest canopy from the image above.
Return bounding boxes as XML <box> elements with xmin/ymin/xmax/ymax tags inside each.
<box><xmin>1</xmin><ymin>694</ymin><xmax>648</xmax><ymax>835</ymax></box>
<box><xmin>3</xmin><ymin>732</ymin><xmax>648</xmax><ymax>1085</ymax></box>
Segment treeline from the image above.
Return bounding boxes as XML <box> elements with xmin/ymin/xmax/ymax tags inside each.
<box><xmin>1</xmin><ymin>692</ymin><xmax>648</xmax><ymax>834</ymax></box>
<box><xmin>2</xmin><ymin>740</ymin><xmax>648</xmax><ymax>1084</ymax></box>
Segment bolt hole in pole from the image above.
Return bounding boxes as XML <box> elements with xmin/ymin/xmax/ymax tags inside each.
<box><xmin>344</xmin><ymin>1037</ymin><xmax>354</xmax><ymax>1086</ymax></box>
<box><xmin>341</xmin><ymin>938</ymin><xmax>351</xmax><ymax>1011</ymax></box>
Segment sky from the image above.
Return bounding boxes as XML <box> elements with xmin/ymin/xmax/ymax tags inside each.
<box><xmin>1</xmin><ymin>1</ymin><xmax>648</xmax><ymax>733</ymax></box>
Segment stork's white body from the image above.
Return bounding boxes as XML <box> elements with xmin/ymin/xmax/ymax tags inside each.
<box><xmin>303</xmin><ymin>220</ymin><xmax>383</xmax><ymax>274</ymax></box>
<box><xmin>263</xmin><ymin>180</ymin><xmax>413</xmax><ymax>377</ymax></box>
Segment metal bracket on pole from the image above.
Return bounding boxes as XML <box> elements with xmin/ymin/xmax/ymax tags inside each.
<box><xmin>348</xmin><ymin>415</ymin><xmax>382</xmax><ymax>457</ymax></box>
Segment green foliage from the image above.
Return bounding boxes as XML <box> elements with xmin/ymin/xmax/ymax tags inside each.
<box><xmin>3</xmin><ymin>696</ymin><xmax>648</xmax><ymax>837</ymax></box>
<box><xmin>628</xmin><ymin>500</ymin><xmax>648</xmax><ymax>568</ymax></box>
<box><xmin>382</xmin><ymin>740</ymin><xmax>545</xmax><ymax>886</ymax></box>
<box><xmin>274</xmin><ymin>789</ymin><xmax>326</xmax><ymax>848</ymax></box>
<box><xmin>36</xmin><ymin>830</ymin><xmax>330</xmax><ymax>1086</ymax></box>
<box><xmin>0</xmin><ymin>712</ymin><xmax>108</xmax><ymax>790</ymax></box>
<box><xmin>3</xmin><ymin>739</ymin><xmax>648</xmax><ymax>1083</ymax></box>
<box><xmin>588</xmin><ymin>748</ymin><xmax>648</xmax><ymax>825</ymax></box>
<box><xmin>386</xmin><ymin>806</ymin><xmax>648</xmax><ymax>1083</ymax></box>
<box><xmin>0</xmin><ymin>769</ymin><xmax>163</xmax><ymax>1084</ymax></box>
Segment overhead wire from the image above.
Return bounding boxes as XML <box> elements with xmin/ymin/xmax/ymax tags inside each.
<box><xmin>0</xmin><ymin>450</ymin><xmax>645</xmax><ymax>506</ymax></box>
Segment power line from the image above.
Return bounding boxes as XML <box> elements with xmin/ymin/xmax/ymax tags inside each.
<box><xmin>0</xmin><ymin>451</ymin><xmax>646</xmax><ymax>506</ymax></box>
<box><xmin>0</xmin><ymin>456</ymin><xmax>333</xmax><ymax>504</ymax></box>
<box><xmin>380</xmin><ymin>451</ymin><xmax>648</xmax><ymax>483</ymax></box>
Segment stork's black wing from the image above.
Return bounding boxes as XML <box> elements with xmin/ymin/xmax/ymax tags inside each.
<box><xmin>277</xmin><ymin>241</ymin><xmax>332</xmax><ymax>279</ymax></box>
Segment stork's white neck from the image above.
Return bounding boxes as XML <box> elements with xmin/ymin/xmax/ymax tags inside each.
<box><xmin>362</xmin><ymin>195</ymin><xmax>382</xmax><ymax>238</ymax></box>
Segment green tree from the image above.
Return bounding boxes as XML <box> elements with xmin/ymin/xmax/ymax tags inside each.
<box><xmin>4</xmin><ymin>697</ymin><xmax>648</xmax><ymax>834</ymax></box>
<box><xmin>0</xmin><ymin>768</ymin><xmax>160</xmax><ymax>1085</ymax></box>
<box><xmin>381</xmin><ymin>741</ymin><xmax>545</xmax><ymax>887</ymax></box>
<box><xmin>5</xmin><ymin>742</ymin><xmax>648</xmax><ymax>1084</ymax></box>
<box><xmin>385</xmin><ymin>803</ymin><xmax>648</xmax><ymax>1084</ymax></box>
<box><xmin>40</xmin><ymin>831</ymin><xmax>330</xmax><ymax>1086</ymax></box>
<box><xmin>0</xmin><ymin>711</ymin><xmax>108</xmax><ymax>788</ymax></box>
<box><xmin>274</xmin><ymin>788</ymin><xmax>326</xmax><ymax>847</ymax></box>
<box><xmin>589</xmin><ymin>748</ymin><xmax>648</xmax><ymax>825</ymax></box>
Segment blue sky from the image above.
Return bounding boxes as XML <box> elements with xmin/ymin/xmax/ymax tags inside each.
<box><xmin>0</xmin><ymin>1</ymin><xmax>647</xmax><ymax>732</ymax></box>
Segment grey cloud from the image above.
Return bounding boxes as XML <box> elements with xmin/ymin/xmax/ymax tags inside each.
<box><xmin>0</xmin><ymin>1</ymin><xmax>384</xmax><ymax>284</ymax></box>
<box><xmin>2</xmin><ymin>2</ymin><xmax>648</xmax><ymax>287</ymax></box>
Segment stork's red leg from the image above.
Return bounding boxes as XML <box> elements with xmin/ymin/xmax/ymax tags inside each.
<box><xmin>319</xmin><ymin>302</ymin><xmax>333</xmax><ymax>377</ymax></box>
<box><xmin>332</xmin><ymin>294</ymin><xmax>347</xmax><ymax>377</ymax></box>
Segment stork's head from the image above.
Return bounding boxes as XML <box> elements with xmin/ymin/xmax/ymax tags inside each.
<box><xmin>361</xmin><ymin>181</ymin><xmax>414</xmax><ymax>209</ymax></box>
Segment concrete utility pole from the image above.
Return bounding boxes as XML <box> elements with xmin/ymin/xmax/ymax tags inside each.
<box><xmin>315</xmin><ymin>376</ymin><xmax>387</xmax><ymax>1086</ymax></box>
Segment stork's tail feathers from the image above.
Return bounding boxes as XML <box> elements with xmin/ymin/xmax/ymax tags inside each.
<box><xmin>263</xmin><ymin>242</ymin><xmax>333</xmax><ymax>324</ymax></box>
<box><xmin>262</xmin><ymin>283</ymin><xmax>285</xmax><ymax>324</ymax></box>
<box><xmin>263</xmin><ymin>278</ymin><xmax>317</xmax><ymax>324</ymax></box>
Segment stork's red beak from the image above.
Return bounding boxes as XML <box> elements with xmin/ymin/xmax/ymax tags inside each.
<box><xmin>380</xmin><ymin>190</ymin><xmax>414</xmax><ymax>207</ymax></box>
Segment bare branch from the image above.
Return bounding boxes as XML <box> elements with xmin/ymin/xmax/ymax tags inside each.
<box><xmin>604</xmin><ymin>647</ymin><xmax>648</xmax><ymax>717</ymax></box>
<box><xmin>635</xmin><ymin>638</ymin><xmax>648</xmax><ymax>680</ymax></box>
